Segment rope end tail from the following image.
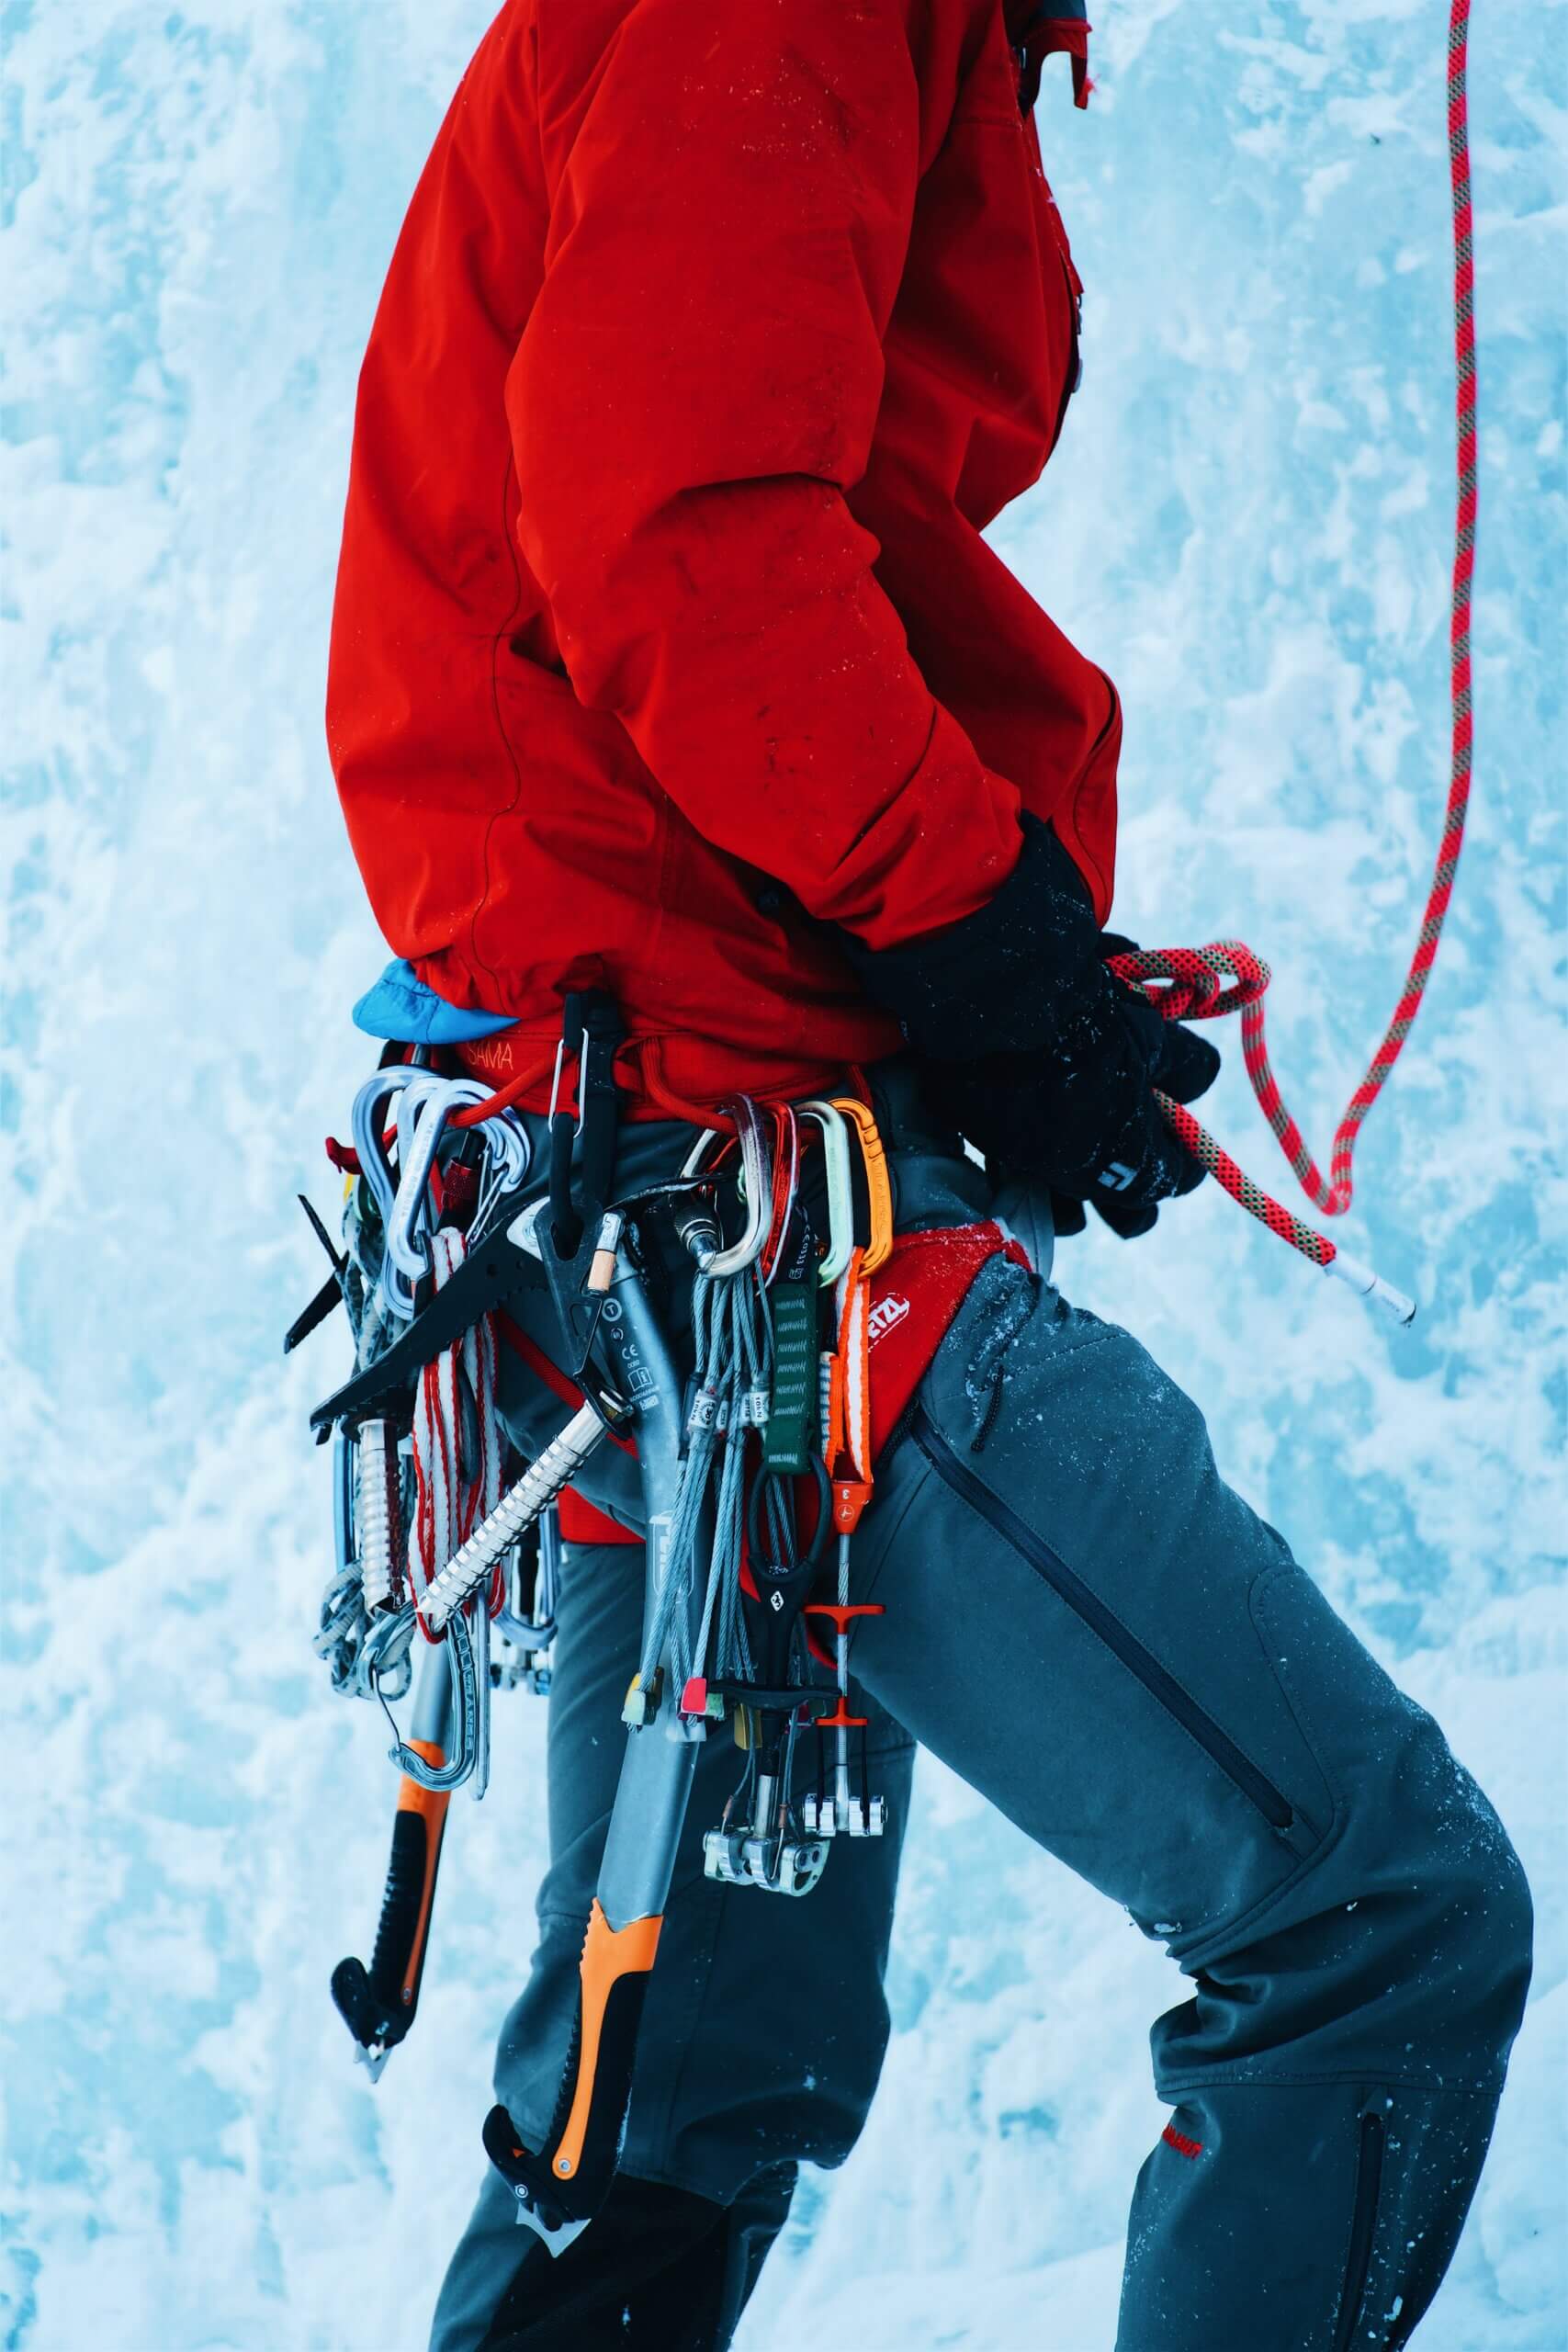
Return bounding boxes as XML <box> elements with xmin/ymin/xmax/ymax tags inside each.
<box><xmin>1326</xmin><ymin>1248</ymin><xmax>1417</xmax><ymax>1326</ymax></box>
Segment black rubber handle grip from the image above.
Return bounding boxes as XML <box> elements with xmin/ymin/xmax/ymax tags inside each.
<box><xmin>332</xmin><ymin>1770</ymin><xmax>450</xmax><ymax>2058</ymax></box>
<box><xmin>483</xmin><ymin>1901</ymin><xmax>660</xmax><ymax>2233</ymax></box>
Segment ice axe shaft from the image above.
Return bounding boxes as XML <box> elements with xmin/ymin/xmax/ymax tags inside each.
<box><xmin>484</xmin><ymin>1241</ymin><xmax>706</xmax><ymax>2254</ymax></box>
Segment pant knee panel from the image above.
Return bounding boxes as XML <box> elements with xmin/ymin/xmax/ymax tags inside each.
<box><xmin>1118</xmin><ymin>2078</ymin><xmax>1501</xmax><ymax>2352</ymax></box>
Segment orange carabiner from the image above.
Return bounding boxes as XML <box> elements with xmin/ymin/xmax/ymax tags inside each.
<box><xmin>830</xmin><ymin>1097</ymin><xmax>893</xmax><ymax>1276</ymax></box>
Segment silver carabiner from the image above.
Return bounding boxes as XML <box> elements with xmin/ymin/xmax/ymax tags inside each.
<box><xmin>381</xmin><ymin>1077</ymin><xmax>462</xmax><ymax>1313</ymax></box>
<box><xmin>678</xmin><ymin>1096</ymin><xmax>773</xmax><ymax>1275</ymax></box>
<box><xmin>351</xmin><ymin>1066</ymin><xmax>418</xmax><ymax>1236</ymax></box>
<box><xmin>390</xmin><ymin>1611</ymin><xmax>479</xmax><ymax>1792</ymax></box>
<box><xmin>383</xmin><ymin>1076</ymin><xmax>532</xmax><ymax>1317</ymax></box>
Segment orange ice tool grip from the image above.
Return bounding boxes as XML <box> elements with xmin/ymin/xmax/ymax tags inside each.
<box><xmin>330</xmin><ymin>1741</ymin><xmax>451</xmax><ymax>2059</ymax></box>
<box><xmin>483</xmin><ymin>1901</ymin><xmax>663</xmax><ymax>2229</ymax></box>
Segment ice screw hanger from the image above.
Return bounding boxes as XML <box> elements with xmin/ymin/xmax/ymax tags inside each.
<box><xmin>1111</xmin><ymin>0</ymin><xmax>1477</xmax><ymax>1329</ymax></box>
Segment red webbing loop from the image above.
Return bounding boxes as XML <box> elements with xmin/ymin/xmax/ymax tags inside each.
<box><xmin>446</xmin><ymin>1047</ymin><xmax>557</xmax><ymax>1130</ymax></box>
<box><xmin>825</xmin><ymin>1243</ymin><xmax>875</xmax><ymax>1534</ymax></box>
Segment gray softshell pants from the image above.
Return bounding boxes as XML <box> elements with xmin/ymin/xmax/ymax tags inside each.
<box><xmin>431</xmin><ymin>1074</ymin><xmax>1530</xmax><ymax>2351</ymax></box>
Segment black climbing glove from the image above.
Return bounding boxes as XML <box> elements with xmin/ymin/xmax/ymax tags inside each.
<box><xmin>1046</xmin><ymin>929</ymin><xmax>1222</xmax><ymax>1239</ymax></box>
<box><xmin>834</xmin><ymin>815</ymin><xmax>1218</xmax><ymax>1217</ymax></box>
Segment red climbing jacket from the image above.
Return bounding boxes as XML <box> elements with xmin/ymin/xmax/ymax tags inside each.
<box><xmin>327</xmin><ymin>0</ymin><xmax>1115</xmax><ymax>1117</ymax></box>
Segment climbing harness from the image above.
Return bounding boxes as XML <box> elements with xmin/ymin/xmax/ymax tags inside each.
<box><xmin>1121</xmin><ymin>0</ymin><xmax>1477</xmax><ymax>1327</ymax></box>
<box><xmin>297</xmin><ymin>997</ymin><xmax>904</xmax><ymax>2230</ymax></box>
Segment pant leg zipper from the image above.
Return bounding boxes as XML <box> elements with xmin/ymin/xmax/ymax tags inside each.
<box><xmin>912</xmin><ymin>1405</ymin><xmax>1296</xmax><ymax>1832</ymax></box>
<box><xmin>1332</xmin><ymin>2109</ymin><xmax>1387</xmax><ymax>2352</ymax></box>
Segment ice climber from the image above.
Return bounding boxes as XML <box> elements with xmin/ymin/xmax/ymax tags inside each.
<box><xmin>324</xmin><ymin>1</ymin><xmax>1532</xmax><ymax>2344</ymax></box>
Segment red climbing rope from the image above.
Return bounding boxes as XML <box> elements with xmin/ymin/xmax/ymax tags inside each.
<box><xmin>1110</xmin><ymin>0</ymin><xmax>1476</xmax><ymax>1325</ymax></box>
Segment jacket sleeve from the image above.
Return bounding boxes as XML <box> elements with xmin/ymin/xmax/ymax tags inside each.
<box><xmin>511</xmin><ymin>0</ymin><xmax>1024</xmax><ymax>949</ymax></box>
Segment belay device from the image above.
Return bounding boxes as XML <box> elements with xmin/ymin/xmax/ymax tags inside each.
<box><xmin>296</xmin><ymin>997</ymin><xmax>897</xmax><ymax>2247</ymax></box>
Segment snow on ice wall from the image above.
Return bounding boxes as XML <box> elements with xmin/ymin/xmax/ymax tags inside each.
<box><xmin>3</xmin><ymin>1</ymin><xmax>1562</xmax><ymax>2346</ymax></box>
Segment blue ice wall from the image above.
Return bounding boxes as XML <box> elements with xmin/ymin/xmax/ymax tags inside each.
<box><xmin>3</xmin><ymin>4</ymin><xmax>1562</xmax><ymax>2345</ymax></box>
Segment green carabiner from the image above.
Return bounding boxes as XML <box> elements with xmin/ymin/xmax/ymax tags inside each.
<box><xmin>798</xmin><ymin>1099</ymin><xmax>856</xmax><ymax>1286</ymax></box>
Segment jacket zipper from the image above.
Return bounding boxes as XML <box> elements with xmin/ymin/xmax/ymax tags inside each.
<box><xmin>1332</xmin><ymin>2109</ymin><xmax>1387</xmax><ymax>2352</ymax></box>
<box><xmin>912</xmin><ymin>1405</ymin><xmax>1295</xmax><ymax>1831</ymax></box>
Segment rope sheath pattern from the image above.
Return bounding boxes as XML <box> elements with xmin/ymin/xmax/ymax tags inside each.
<box><xmin>1110</xmin><ymin>0</ymin><xmax>1475</xmax><ymax>1289</ymax></box>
